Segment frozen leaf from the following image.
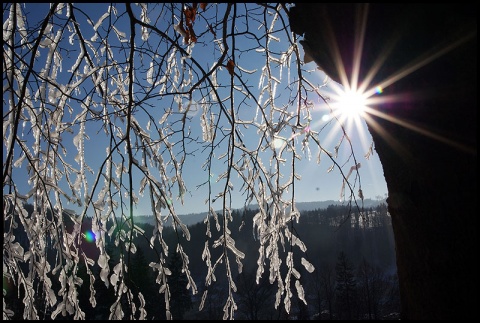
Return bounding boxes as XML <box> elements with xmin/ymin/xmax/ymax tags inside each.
<box><xmin>146</xmin><ymin>61</ymin><xmax>154</xmax><ymax>85</ymax></box>
<box><xmin>98</xmin><ymin>253</ymin><xmax>108</xmax><ymax>268</ymax></box>
<box><xmin>51</xmin><ymin>303</ymin><xmax>65</xmax><ymax>320</ymax></box>
<box><xmin>174</xmin><ymin>23</ymin><xmax>187</xmax><ymax>39</ymax></box>
<box><xmin>295</xmin><ymin>280</ymin><xmax>306</xmax><ymax>303</ymax></box>
<box><xmin>301</xmin><ymin>257</ymin><xmax>315</xmax><ymax>273</ymax></box>
<box><xmin>110</xmin><ymin>273</ymin><xmax>119</xmax><ymax>288</ymax></box>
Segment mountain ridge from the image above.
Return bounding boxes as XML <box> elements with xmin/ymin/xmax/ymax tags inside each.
<box><xmin>135</xmin><ymin>198</ymin><xmax>387</xmax><ymax>227</ymax></box>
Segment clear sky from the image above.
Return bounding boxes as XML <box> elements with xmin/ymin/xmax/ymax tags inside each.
<box><xmin>3</xmin><ymin>3</ymin><xmax>388</xmax><ymax>217</ymax></box>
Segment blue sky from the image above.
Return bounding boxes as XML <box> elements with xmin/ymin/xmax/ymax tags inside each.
<box><xmin>3</xmin><ymin>3</ymin><xmax>387</xmax><ymax>217</ymax></box>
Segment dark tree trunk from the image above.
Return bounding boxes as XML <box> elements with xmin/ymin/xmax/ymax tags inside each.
<box><xmin>289</xmin><ymin>3</ymin><xmax>476</xmax><ymax>319</ymax></box>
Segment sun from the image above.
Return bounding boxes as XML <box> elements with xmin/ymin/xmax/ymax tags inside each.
<box><xmin>326</xmin><ymin>78</ymin><xmax>385</xmax><ymax>126</ymax></box>
<box><xmin>328</xmin><ymin>82</ymin><xmax>378</xmax><ymax>125</ymax></box>
<box><xmin>336</xmin><ymin>88</ymin><xmax>368</xmax><ymax>120</ymax></box>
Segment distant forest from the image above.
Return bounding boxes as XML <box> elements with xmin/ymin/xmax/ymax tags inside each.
<box><xmin>5</xmin><ymin>203</ymin><xmax>400</xmax><ymax>320</ymax></box>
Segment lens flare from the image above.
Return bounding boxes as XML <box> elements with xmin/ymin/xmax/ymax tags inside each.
<box><xmin>84</xmin><ymin>230</ymin><xmax>96</xmax><ymax>243</ymax></box>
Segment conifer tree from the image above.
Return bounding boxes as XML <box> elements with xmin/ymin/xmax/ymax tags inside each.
<box><xmin>168</xmin><ymin>250</ymin><xmax>193</xmax><ymax>320</ymax></box>
<box><xmin>129</xmin><ymin>247</ymin><xmax>164</xmax><ymax>319</ymax></box>
<box><xmin>335</xmin><ymin>251</ymin><xmax>357</xmax><ymax>319</ymax></box>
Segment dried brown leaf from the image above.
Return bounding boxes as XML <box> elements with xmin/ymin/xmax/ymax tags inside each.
<box><xmin>226</xmin><ymin>60</ymin><xmax>235</xmax><ymax>76</ymax></box>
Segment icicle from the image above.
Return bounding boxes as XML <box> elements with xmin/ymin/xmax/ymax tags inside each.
<box><xmin>339</xmin><ymin>162</ymin><xmax>361</xmax><ymax>202</ymax></box>
<box><xmin>139</xmin><ymin>3</ymin><xmax>150</xmax><ymax>41</ymax></box>
<box><xmin>112</xmin><ymin>25</ymin><xmax>127</xmax><ymax>42</ymax></box>
<box><xmin>93</xmin><ymin>11</ymin><xmax>109</xmax><ymax>31</ymax></box>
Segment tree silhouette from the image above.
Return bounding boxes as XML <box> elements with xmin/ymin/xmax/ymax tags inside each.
<box><xmin>356</xmin><ymin>257</ymin><xmax>384</xmax><ymax>320</ymax></box>
<box><xmin>129</xmin><ymin>247</ymin><xmax>164</xmax><ymax>319</ymax></box>
<box><xmin>235</xmin><ymin>270</ymin><xmax>275</xmax><ymax>320</ymax></box>
<box><xmin>308</xmin><ymin>262</ymin><xmax>336</xmax><ymax>320</ymax></box>
<box><xmin>335</xmin><ymin>251</ymin><xmax>357</xmax><ymax>320</ymax></box>
<box><xmin>4</xmin><ymin>3</ymin><xmax>373</xmax><ymax>319</ymax></box>
<box><xmin>168</xmin><ymin>249</ymin><xmax>193</xmax><ymax>320</ymax></box>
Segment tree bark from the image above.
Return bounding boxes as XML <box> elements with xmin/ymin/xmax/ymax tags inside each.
<box><xmin>290</xmin><ymin>3</ymin><xmax>477</xmax><ymax>319</ymax></box>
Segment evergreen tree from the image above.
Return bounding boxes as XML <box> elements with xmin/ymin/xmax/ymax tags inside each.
<box><xmin>129</xmin><ymin>247</ymin><xmax>165</xmax><ymax>319</ymax></box>
<box><xmin>319</xmin><ymin>263</ymin><xmax>336</xmax><ymax>319</ymax></box>
<box><xmin>335</xmin><ymin>251</ymin><xmax>357</xmax><ymax>319</ymax></box>
<box><xmin>92</xmin><ymin>242</ymin><xmax>118</xmax><ymax>320</ymax></box>
<box><xmin>168</xmin><ymin>250</ymin><xmax>193</xmax><ymax>320</ymax></box>
<box><xmin>357</xmin><ymin>257</ymin><xmax>387</xmax><ymax>320</ymax></box>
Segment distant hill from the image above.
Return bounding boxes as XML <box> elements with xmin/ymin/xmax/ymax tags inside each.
<box><xmin>134</xmin><ymin>198</ymin><xmax>387</xmax><ymax>227</ymax></box>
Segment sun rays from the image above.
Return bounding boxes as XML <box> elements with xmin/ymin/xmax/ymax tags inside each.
<box><xmin>297</xmin><ymin>3</ymin><xmax>476</xmax><ymax>204</ymax></box>
<box><xmin>315</xmin><ymin>3</ymin><xmax>477</xmax><ymax>157</ymax></box>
